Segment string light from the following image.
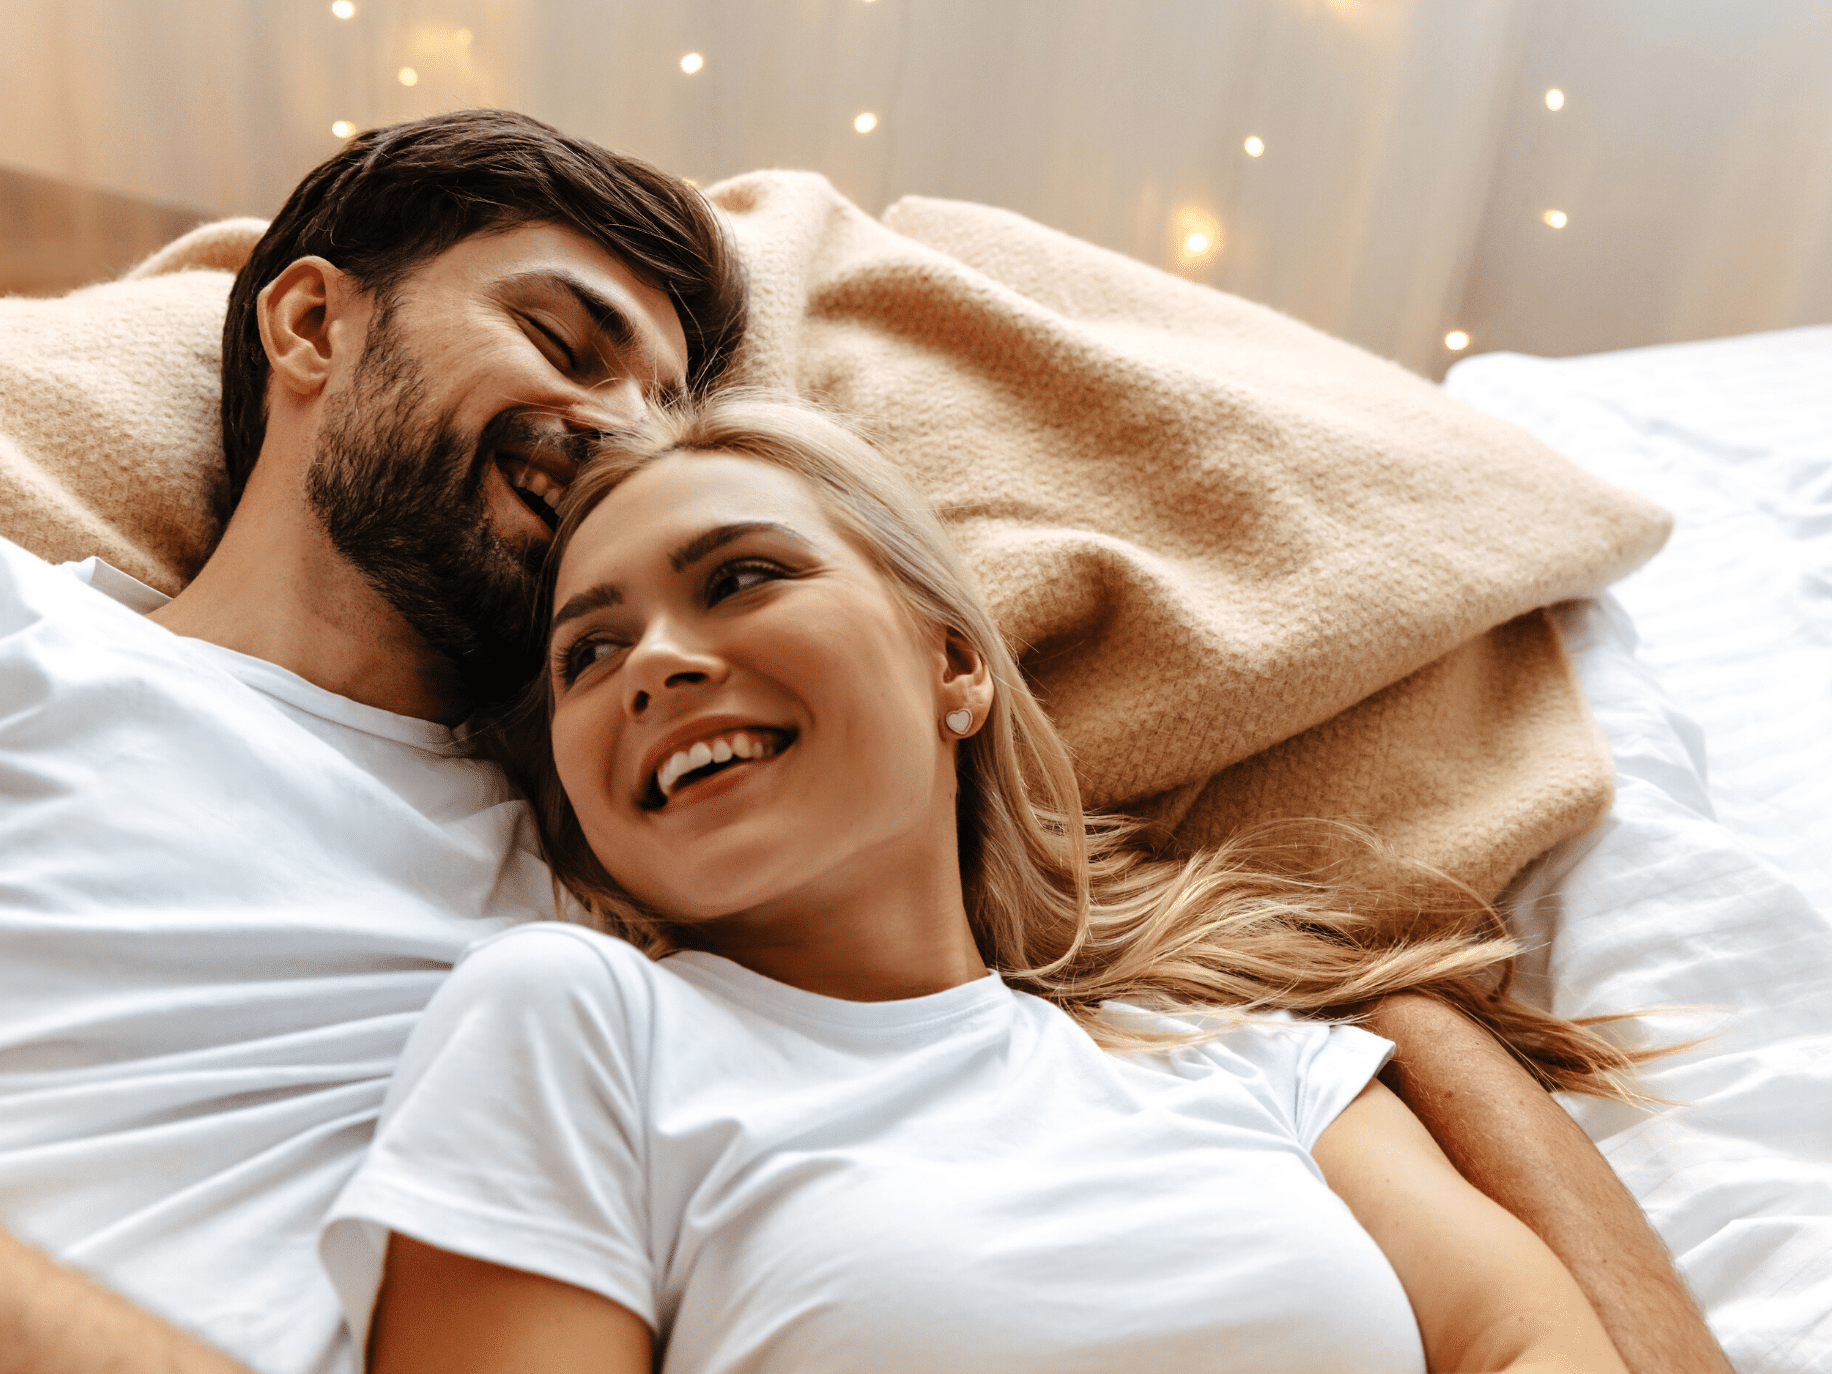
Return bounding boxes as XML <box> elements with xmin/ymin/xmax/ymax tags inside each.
<box><xmin>1174</xmin><ymin>208</ymin><xmax>1222</xmax><ymax>264</ymax></box>
<box><xmin>1243</xmin><ymin>136</ymin><xmax>1265</xmax><ymax>157</ymax></box>
<box><xmin>456</xmin><ymin>28</ymin><xmax>471</xmax><ymax>45</ymax></box>
<box><xmin>331</xmin><ymin>120</ymin><xmax>355</xmax><ymax>138</ymax></box>
<box><xmin>1542</xmin><ymin>209</ymin><xmax>1568</xmax><ymax>228</ymax></box>
<box><xmin>397</xmin><ymin>66</ymin><xmax>418</xmax><ymax>86</ymax></box>
<box><xmin>1444</xmin><ymin>331</ymin><xmax>1470</xmax><ymax>351</ymax></box>
<box><xmin>1545</xmin><ymin>88</ymin><xmax>1564</xmax><ymax>111</ymax></box>
<box><xmin>330</xmin><ymin>0</ymin><xmax>354</xmax><ymax>17</ymax></box>
<box><xmin>680</xmin><ymin>52</ymin><xmax>704</xmax><ymax>73</ymax></box>
<box><xmin>854</xmin><ymin>112</ymin><xmax>878</xmax><ymax>133</ymax></box>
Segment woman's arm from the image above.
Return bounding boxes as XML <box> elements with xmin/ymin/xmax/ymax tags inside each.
<box><xmin>0</xmin><ymin>1225</ymin><xmax>251</xmax><ymax>1374</ymax></box>
<box><xmin>367</xmin><ymin>1234</ymin><xmax>651</xmax><ymax>1374</ymax></box>
<box><xmin>1364</xmin><ymin>995</ymin><xmax>1730</xmax><ymax>1374</ymax></box>
<box><xmin>1313</xmin><ymin>1079</ymin><xmax>1627</xmax><ymax>1374</ymax></box>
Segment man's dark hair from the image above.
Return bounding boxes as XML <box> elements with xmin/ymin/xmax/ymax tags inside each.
<box><xmin>220</xmin><ymin>109</ymin><xmax>747</xmax><ymax>504</ymax></box>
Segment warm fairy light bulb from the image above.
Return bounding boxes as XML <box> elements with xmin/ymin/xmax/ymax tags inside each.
<box><xmin>1545</xmin><ymin>88</ymin><xmax>1564</xmax><ymax>111</ymax></box>
<box><xmin>331</xmin><ymin>120</ymin><xmax>355</xmax><ymax>138</ymax></box>
<box><xmin>1444</xmin><ymin>331</ymin><xmax>1470</xmax><ymax>351</ymax></box>
<box><xmin>680</xmin><ymin>52</ymin><xmax>704</xmax><ymax>73</ymax></box>
<box><xmin>1243</xmin><ymin>135</ymin><xmax>1265</xmax><ymax>157</ymax></box>
<box><xmin>456</xmin><ymin>28</ymin><xmax>472</xmax><ymax>45</ymax></box>
<box><xmin>330</xmin><ymin>0</ymin><xmax>354</xmax><ymax>17</ymax></box>
<box><xmin>854</xmin><ymin>112</ymin><xmax>878</xmax><ymax>133</ymax></box>
<box><xmin>1174</xmin><ymin>208</ymin><xmax>1221</xmax><ymax>263</ymax></box>
<box><xmin>397</xmin><ymin>66</ymin><xmax>418</xmax><ymax>86</ymax></box>
<box><xmin>1542</xmin><ymin>209</ymin><xmax>1568</xmax><ymax>228</ymax></box>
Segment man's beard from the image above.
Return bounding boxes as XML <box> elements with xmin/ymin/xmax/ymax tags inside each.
<box><xmin>306</xmin><ymin>312</ymin><xmax>549</xmax><ymax>710</ymax></box>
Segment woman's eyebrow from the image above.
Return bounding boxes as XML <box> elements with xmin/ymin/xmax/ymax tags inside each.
<box><xmin>549</xmin><ymin>522</ymin><xmax>807</xmax><ymax>632</ymax></box>
<box><xmin>550</xmin><ymin>581</ymin><xmax>622</xmax><ymax>633</ymax></box>
<box><xmin>668</xmin><ymin>521</ymin><xmax>805</xmax><ymax>572</ymax></box>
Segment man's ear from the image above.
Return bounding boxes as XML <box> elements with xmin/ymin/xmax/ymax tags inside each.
<box><xmin>937</xmin><ymin>627</ymin><xmax>996</xmax><ymax>739</ymax></box>
<box><xmin>256</xmin><ymin>256</ymin><xmax>363</xmax><ymax>398</ymax></box>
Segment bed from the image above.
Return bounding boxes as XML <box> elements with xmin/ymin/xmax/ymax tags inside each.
<box><xmin>1447</xmin><ymin>330</ymin><xmax>1832</xmax><ymax>1372</ymax></box>
<box><xmin>0</xmin><ymin>180</ymin><xmax>1826</xmax><ymax>1372</ymax></box>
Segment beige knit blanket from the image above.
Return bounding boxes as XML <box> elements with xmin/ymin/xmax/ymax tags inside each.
<box><xmin>0</xmin><ymin>172</ymin><xmax>1670</xmax><ymax>899</ymax></box>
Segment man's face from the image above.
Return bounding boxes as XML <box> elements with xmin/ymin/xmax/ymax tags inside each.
<box><xmin>306</xmin><ymin>222</ymin><xmax>691</xmax><ymax>706</ymax></box>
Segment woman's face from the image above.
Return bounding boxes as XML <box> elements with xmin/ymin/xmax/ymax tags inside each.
<box><xmin>546</xmin><ymin>451</ymin><xmax>968</xmax><ymax>927</ymax></box>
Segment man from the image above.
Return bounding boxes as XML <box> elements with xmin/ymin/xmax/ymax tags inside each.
<box><xmin>0</xmin><ymin>109</ymin><xmax>742</xmax><ymax>1374</ymax></box>
<box><xmin>0</xmin><ymin>111</ymin><xmax>1722</xmax><ymax>1374</ymax></box>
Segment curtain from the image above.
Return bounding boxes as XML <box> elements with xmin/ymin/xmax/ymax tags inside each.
<box><xmin>4</xmin><ymin>0</ymin><xmax>1828</xmax><ymax>377</ymax></box>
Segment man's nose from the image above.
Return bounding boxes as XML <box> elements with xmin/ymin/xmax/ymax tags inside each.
<box><xmin>567</xmin><ymin>375</ymin><xmax>648</xmax><ymax>434</ymax></box>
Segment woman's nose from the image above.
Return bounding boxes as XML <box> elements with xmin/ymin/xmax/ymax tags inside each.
<box><xmin>624</xmin><ymin>625</ymin><xmax>723</xmax><ymax>718</ymax></box>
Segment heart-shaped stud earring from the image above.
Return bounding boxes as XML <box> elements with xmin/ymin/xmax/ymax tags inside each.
<box><xmin>945</xmin><ymin>709</ymin><xmax>973</xmax><ymax>736</ymax></box>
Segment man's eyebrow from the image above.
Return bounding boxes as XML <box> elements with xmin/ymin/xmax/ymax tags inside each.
<box><xmin>669</xmin><ymin>521</ymin><xmax>805</xmax><ymax>572</ymax></box>
<box><xmin>550</xmin><ymin>582</ymin><xmax>623</xmax><ymax>633</ymax></box>
<box><xmin>502</xmin><ymin>269</ymin><xmax>635</xmax><ymax>351</ymax></box>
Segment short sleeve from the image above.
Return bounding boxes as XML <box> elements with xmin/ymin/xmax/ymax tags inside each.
<box><xmin>1187</xmin><ymin>1014</ymin><xmax>1394</xmax><ymax>1150</ymax></box>
<box><xmin>1285</xmin><ymin>1022</ymin><xmax>1393</xmax><ymax>1147</ymax></box>
<box><xmin>320</xmin><ymin>924</ymin><xmax>659</xmax><ymax>1353</ymax></box>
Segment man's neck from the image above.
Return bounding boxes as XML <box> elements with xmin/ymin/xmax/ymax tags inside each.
<box><xmin>149</xmin><ymin>492</ymin><xmax>468</xmax><ymax>725</ymax></box>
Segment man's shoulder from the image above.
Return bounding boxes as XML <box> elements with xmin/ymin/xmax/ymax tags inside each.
<box><xmin>0</xmin><ymin>537</ymin><xmax>165</xmax><ymax>630</ymax></box>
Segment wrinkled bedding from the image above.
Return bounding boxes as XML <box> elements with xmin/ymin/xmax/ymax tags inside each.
<box><xmin>1451</xmin><ymin>333</ymin><xmax>1832</xmax><ymax>1373</ymax></box>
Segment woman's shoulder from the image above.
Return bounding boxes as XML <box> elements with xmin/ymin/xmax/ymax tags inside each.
<box><xmin>1099</xmin><ymin>1004</ymin><xmax>1395</xmax><ymax>1147</ymax></box>
<box><xmin>458</xmin><ymin>919</ymin><xmax>653</xmax><ymax>980</ymax></box>
<box><xmin>400</xmin><ymin>923</ymin><xmax>681</xmax><ymax>1095</ymax></box>
<box><xmin>438</xmin><ymin>921</ymin><xmax>670</xmax><ymax>1023</ymax></box>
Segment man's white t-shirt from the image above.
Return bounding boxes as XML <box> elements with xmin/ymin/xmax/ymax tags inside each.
<box><xmin>0</xmin><ymin>538</ymin><xmax>552</xmax><ymax>1374</ymax></box>
<box><xmin>324</xmin><ymin>923</ymin><xmax>1426</xmax><ymax>1374</ymax></box>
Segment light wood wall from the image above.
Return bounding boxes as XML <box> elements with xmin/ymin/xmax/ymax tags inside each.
<box><xmin>0</xmin><ymin>167</ymin><xmax>202</xmax><ymax>296</ymax></box>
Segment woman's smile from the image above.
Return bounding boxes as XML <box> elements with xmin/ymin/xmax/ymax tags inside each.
<box><xmin>636</xmin><ymin>720</ymin><xmax>797</xmax><ymax>810</ymax></box>
<box><xmin>545</xmin><ymin>449</ymin><xmax>967</xmax><ymax>928</ymax></box>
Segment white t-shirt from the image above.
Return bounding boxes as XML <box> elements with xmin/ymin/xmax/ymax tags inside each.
<box><xmin>0</xmin><ymin>538</ymin><xmax>554</xmax><ymax>1374</ymax></box>
<box><xmin>324</xmin><ymin>923</ymin><xmax>1425</xmax><ymax>1374</ymax></box>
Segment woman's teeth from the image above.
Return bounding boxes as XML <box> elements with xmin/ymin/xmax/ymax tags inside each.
<box><xmin>656</xmin><ymin>730</ymin><xmax>779</xmax><ymax>798</ymax></box>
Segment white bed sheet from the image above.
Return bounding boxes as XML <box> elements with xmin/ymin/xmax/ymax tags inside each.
<box><xmin>1447</xmin><ymin>328</ymin><xmax>1832</xmax><ymax>916</ymax></box>
<box><xmin>1517</xmin><ymin>598</ymin><xmax>1831</xmax><ymax>1372</ymax></box>
<box><xmin>1444</xmin><ymin>332</ymin><xmax>1832</xmax><ymax>1373</ymax></box>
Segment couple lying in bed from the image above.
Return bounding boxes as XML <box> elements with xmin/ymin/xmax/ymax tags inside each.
<box><xmin>0</xmin><ymin>111</ymin><xmax>1726</xmax><ymax>1373</ymax></box>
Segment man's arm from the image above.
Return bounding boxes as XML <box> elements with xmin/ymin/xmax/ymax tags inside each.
<box><xmin>1364</xmin><ymin>994</ymin><xmax>1731</xmax><ymax>1374</ymax></box>
<box><xmin>0</xmin><ymin>1225</ymin><xmax>252</xmax><ymax>1374</ymax></box>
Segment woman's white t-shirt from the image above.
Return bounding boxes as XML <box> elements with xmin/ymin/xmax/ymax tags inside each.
<box><xmin>322</xmin><ymin>923</ymin><xmax>1425</xmax><ymax>1374</ymax></box>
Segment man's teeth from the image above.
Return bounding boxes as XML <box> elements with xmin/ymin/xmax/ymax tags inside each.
<box><xmin>656</xmin><ymin>731</ymin><xmax>777</xmax><ymax>798</ymax></box>
<box><xmin>503</xmin><ymin>460</ymin><xmax>564</xmax><ymax>516</ymax></box>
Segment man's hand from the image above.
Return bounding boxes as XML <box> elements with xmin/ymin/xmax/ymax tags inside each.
<box><xmin>0</xmin><ymin>1225</ymin><xmax>252</xmax><ymax>1374</ymax></box>
<box><xmin>1364</xmin><ymin>993</ymin><xmax>1732</xmax><ymax>1374</ymax></box>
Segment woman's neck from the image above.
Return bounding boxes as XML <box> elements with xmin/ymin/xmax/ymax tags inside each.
<box><xmin>684</xmin><ymin>838</ymin><xmax>989</xmax><ymax>1002</ymax></box>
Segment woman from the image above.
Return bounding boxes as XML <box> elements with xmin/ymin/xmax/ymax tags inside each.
<box><xmin>321</xmin><ymin>391</ymin><xmax>1635</xmax><ymax>1373</ymax></box>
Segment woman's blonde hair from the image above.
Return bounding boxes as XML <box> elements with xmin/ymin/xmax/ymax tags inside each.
<box><xmin>492</xmin><ymin>388</ymin><xmax>1649</xmax><ymax>1099</ymax></box>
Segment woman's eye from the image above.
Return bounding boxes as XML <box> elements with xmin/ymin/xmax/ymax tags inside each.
<box><xmin>558</xmin><ymin>635</ymin><xmax>621</xmax><ymax>685</ymax></box>
<box><xmin>707</xmin><ymin>560</ymin><xmax>786</xmax><ymax>604</ymax></box>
